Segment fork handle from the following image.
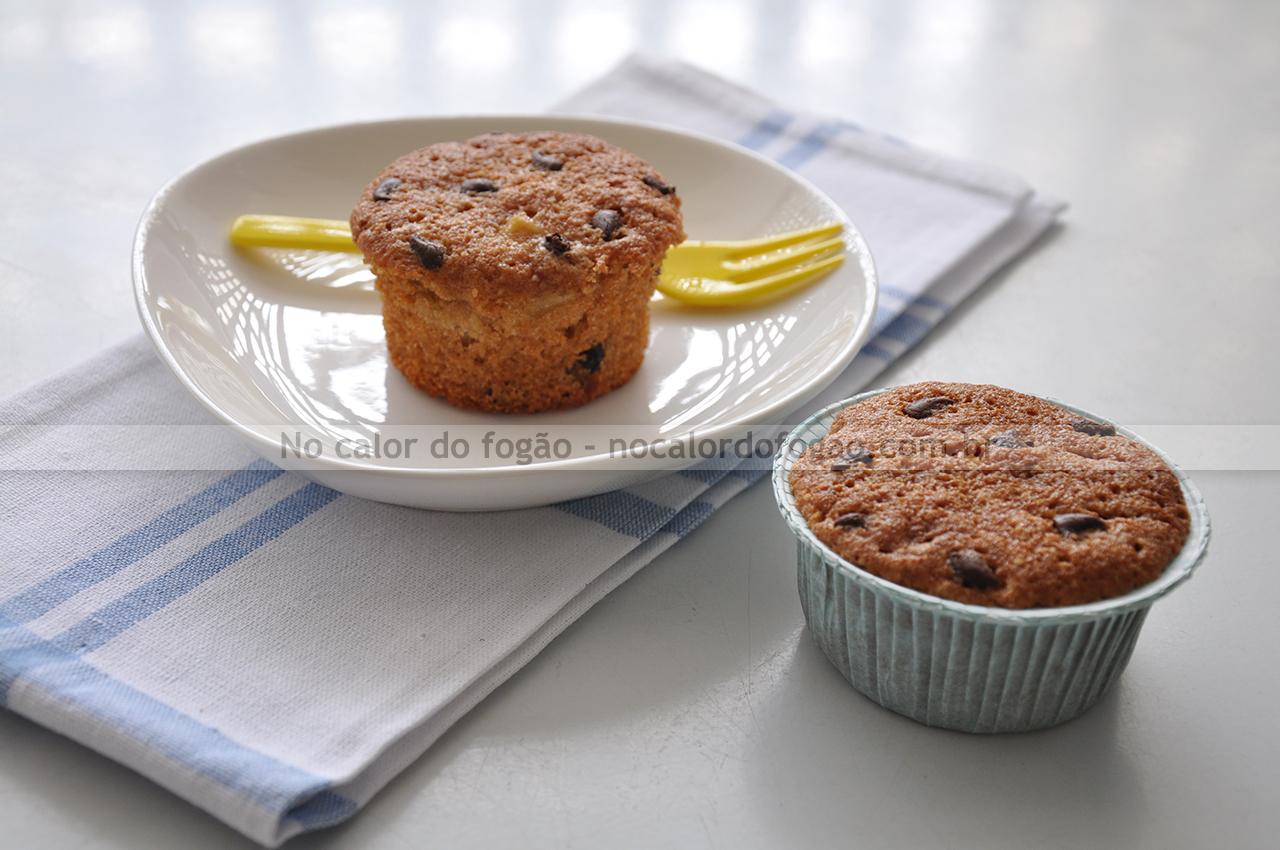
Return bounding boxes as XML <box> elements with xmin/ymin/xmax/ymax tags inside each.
<box><xmin>230</xmin><ymin>215</ymin><xmax>361</xmax><ymax>253</ymax></box>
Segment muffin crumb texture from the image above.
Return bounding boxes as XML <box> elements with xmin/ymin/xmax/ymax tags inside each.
<box><xmin>350</xmin><ymin>131</ymin><xmax>684</xmax><ymax>413</ymax></box>
<box><xmin>789</xmin><ymin>382</ymin><xmax>1191</xmax><ymax>608</ymax></box>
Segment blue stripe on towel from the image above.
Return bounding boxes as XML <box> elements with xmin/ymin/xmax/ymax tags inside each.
<box><xmin>731</xmin><ymin>467</ymin><xmax>770</xmax><ymax>483</ymax></box>
<box><xmin>0</xmin><ymin>460</ymin><xmax>285</xmax><ymax>624</ymax></box>
<box><xmin>877</xmin><ymin>286</ymin><xmax>950</xmax><ymax>315</ymax></box>
<box><xmin>914</xmin><ymin>294</ymin><xmax>951</xmax><ymax>312</ymax></box>
<box><xmin>555</xmin><ymin>491</ymin><xmax>676</xmax><ymax>539</ymax></box>
<box><xmin>776</xmin><ymin>122</ymin><xmax>844</xmax><ymax>170</ymax></box>
<box><xmin>877</xmin><ymin>285</ymin><xmax>913</xmax><ymax>303</ymax></box>
<box><xmin>51</xmin><ymin>482</ymin><xmax>341</xmax><ymax>656</ymax></box>
<box><xmin>859</xmin><ymin>342</ymin><xmax>896</xmax><ymax>361</ymax></box>
<box><xmin>736</xmin><ymin>109</ymin><xmax>794</xmax><ymax>151</ymax></box>
<box><xmin>0</xmin><ymin>614</ymin><xmax>355</xmax><ymax>822</ymax></box>
<box><xmin>679</xmin><ymin>466</ymin><xmax>728</xmax><ymax>485</ymax></box>
<box><xmin>878</xmin><ymin>311</ymin><xmax>935</xmax><ymax>347</ymax></box>
<box><xmin>678</xmin><ymin>458</ymin><xmax>737</xmax><ymax>486</ymax></box>
<box><xmin>285</xmin><ymin>789</ymin><xmax>361</xmax><ymax>831</ymax></box>
<box><xmin>657</xmin><ymin>500</ymin><xmax>715</xmax><ymax>539</ymax></box>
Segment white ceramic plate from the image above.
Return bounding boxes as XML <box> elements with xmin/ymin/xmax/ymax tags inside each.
<box><xmin>133</xmin><ymin>116</ymin><xmax>877</xmax><ymax>510</ymax></box>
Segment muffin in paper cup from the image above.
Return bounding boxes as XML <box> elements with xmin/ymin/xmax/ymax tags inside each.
<box><xmin>772</xmin><ymin>388</ymin><xmax>1211</xmax><ymax>734</ymax></box>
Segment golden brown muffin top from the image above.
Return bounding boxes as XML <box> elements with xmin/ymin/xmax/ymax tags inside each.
<box><xmin>789</xmin><ymin>382</ymin><xmax>1191</xmax><ymax>609</ymax></box>
<box><xmin>350</xmin><ymin>131</ymin><xmax>685</xmax><ymax>302</ymax></box>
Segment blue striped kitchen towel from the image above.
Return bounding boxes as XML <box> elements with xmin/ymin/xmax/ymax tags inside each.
<box><xmin>0</xmin><ymin>56</ymin><xmax>1063</xmax><ymax>846</ymax></box>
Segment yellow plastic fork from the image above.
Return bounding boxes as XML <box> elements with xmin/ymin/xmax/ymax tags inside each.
<box><xmin>229</xmin><ymin>215</ymin><xmax>844</xmax><ymax>307</ymax></box>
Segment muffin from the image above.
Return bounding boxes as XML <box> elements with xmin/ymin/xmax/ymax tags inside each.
<box><xmin>787</xmin><ymin>382</ymin><xmax>1191</xmax><ymax>609</ymax></box>
<box><xmin>349</xmin><ymin>131</ymin><xmax>684</xmax><ymax>414</ymax></box>
<box><xmin>774</xmin><ymin>384</ymin><xmax>1210</xmax><ymax>732</ymax></box>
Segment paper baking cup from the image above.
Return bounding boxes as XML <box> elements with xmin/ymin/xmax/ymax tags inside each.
<box><xmin>772</xmin><ymin>390</ymin><xmax>1211</xmax><ymax>733</ymax></box>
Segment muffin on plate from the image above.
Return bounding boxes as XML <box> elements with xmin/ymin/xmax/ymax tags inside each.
<box><xmin>349</xmin><ymin>131</ymin><xmax>684</xmax><ymax>414</ymax></box>
<box><xmin>775</xmin><ymin>382</ymin><xmax>1210</xmax><ymax>732</ymax></box>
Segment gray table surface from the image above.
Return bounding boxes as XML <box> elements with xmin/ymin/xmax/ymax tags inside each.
<box><xmin>2</xmin><ymin>0</ymin><xmax>1277</xmax><ymax>847</ymax></box>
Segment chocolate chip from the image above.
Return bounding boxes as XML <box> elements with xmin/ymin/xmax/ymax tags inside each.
<box><xmin>834</xmin><ymin>512</ymin><xmax>867</xmax><ymax>529</ymax></box>
<box><xmin>577</xmin><ymin>342</ymin><xmax>605</xmax><ymax>373</ymax></box>
<box><xmin>531</xmin><ymin>150</ymin><xmax>563</xmax><ymax>171</ymax></box>
<box><xmin>373</xmin><ymin>177</ymin><xmax>402</xmax><ymax>201</ymax></box>
<box><xmin>950</xmin><ymin>549</ymin><xmax>998</xmax><ymax>589</ymax></box>
<box><xmin>544</xmin><ymin>233</ymin><xmax>571</xmax><ymax>256</ymax></box>
<box><xmin>904</xmin><ymin>397</ymin><xmax>954</xmax><ymax>419</ymax></box>
<box><xmin>989</xmin><ymin>430</ymin><xmax>1027</xmax><ymax>449</ymax></box>
<box><xmin>1053</xmin><ymin>513</ymin><xmax>1108</xmax><ymax>536</ymax></box>
<box><xmin>408</xmin><ymin>234</ymin><xmax>445</xmax><ymax>270</ymax></box>
<box><xmin>1071</xmin><ymin>418</ymin><xmax>1116</xmax><ymax>437</ymax></box>
<box><xmin>643</xmin><ymin>174</ymin><xmax>675</xmax><ymax>194</ymax></box>
<box><xmin>461</xmin><ymin>178</ymin><xmax>498</xmax><ymax>193</ymax></box>
<box><xmin>830</xmin><ymin>445</ymin><xmax>873</xmax><ymax>471</ymax></box>
<box><xmin>591</xmin><ymin>209</ymin><xmax>623</xmax><ymax>239</ymax></box>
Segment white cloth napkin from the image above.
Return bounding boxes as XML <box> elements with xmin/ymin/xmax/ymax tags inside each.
<box><xmin>0</xmin><ymin>56</ymin><xmax>1064</xmax><ymax>847</ymax></box>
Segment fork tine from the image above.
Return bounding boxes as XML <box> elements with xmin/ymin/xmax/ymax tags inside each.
<box><xmin>659</xmin><ymin>253</ymin><xmax>845</xmax><ymax>306</ymax></box>
<box><xmin>708</xmin><ymin>221</ymin><xmax>844</xmax><ymax>259</ymax></box>
<box><xmin>732</xmin><ymin>253</ymin><xmax>845</xmax><ymax>298</ymax></box>
<box><xmin>230</xmin><ymin>214</ymin><xmax>361</xmax><ymax>252</ymax></box>
<box><xmin>721</xmin><ymin>236</ymin><xmax>845</xmax><ymax>282</ymax></box>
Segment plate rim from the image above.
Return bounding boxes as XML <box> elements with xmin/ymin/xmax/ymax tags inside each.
<box><xmin>132</xmin><ymin>113</ymin><xmax>879</xmax><ymax>484</ymax></box>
